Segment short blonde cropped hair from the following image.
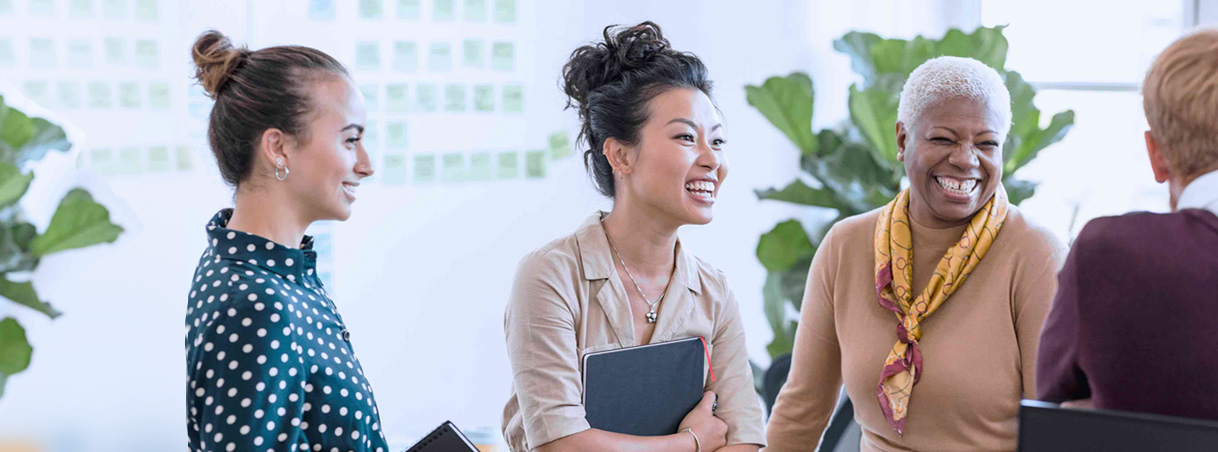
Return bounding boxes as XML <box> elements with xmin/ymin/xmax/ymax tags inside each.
<box><xmin>1143</xmin><ymin>28</ymin><xmax>1218</xmax><ymax>178</ymax></box>
<box><xmin>897</xmin><ymin>56</ymin><xmax>1012</xmax><ymax>137</ymax></box>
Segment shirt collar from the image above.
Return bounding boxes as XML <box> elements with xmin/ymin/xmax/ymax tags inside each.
<box><xmin>205</xmin><ymin>208</ymin><xmax>317</xmax><ymax>280</ymax></box>
<box><xmin>574</xmin><ymin>211</ymin><xmax>702</xmax><ymax>295</ymax></box>
<box><xmin>1177</xmin><ymin>169</ymin><xmax>1218</xmax><ymax>217</ymax></box>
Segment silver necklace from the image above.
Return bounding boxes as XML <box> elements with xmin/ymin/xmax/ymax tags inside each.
<box><xmin>601</xmin><ymin>221</ymin><xmax>673</xmax><ymax>324</ymax></box>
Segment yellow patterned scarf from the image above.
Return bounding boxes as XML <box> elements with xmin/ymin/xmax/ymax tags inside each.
<box><xmin>873</xmin><ymin>186</ymin><xmax>1008</xmax><ymax>436</ymax></box>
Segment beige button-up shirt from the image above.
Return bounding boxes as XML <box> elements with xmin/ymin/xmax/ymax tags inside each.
<box><xmin>502</xmin><ymin>212</ymin><xmax>766</xmax><ymax>451</ymax></box>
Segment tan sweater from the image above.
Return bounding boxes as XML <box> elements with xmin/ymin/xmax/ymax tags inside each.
<box><xmin>765</xmin><ymin>206</ymin><xmax>1065</xmax><ymax>452</ymax></box>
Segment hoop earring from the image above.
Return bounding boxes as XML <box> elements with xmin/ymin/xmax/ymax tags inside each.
<box><xmin>275</xmin><ymin>157</ymin><xmax>289</xmax><ymax>181</ymax></box>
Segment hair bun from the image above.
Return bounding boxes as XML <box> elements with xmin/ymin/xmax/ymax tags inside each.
<box><xmin>561</xmin><ymin>21</ymin><xmax>671</xmax><ymax>118</ymax></box>
<box><xmin>191</xmin><ymin>30</ymin><xmax>249</xmax><ymax>98</ymax></box>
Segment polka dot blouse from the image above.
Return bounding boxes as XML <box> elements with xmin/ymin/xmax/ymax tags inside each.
<box><xmin>185</xmin><ymin>209</ymin><xmax>389</xmax><ymax>452</ymax></box>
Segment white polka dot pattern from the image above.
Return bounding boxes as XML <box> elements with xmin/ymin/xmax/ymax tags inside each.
<box><xmin>185</xmin><ymin>209</ymin><xmax>388</xmax><ymax>452</ymax></box>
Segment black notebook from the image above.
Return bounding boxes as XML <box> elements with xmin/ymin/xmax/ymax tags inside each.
<box><xmin>405</xmin><ymin>421</ymin><xmax>479</xmax><ymax>452</ymax></box>
<box><xmin>581</xmin><ymin>336</ymin><xmax>706</xmax><ymax>436</ymax></box>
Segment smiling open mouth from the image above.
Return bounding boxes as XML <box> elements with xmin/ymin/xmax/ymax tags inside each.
<box><xmin>341</xmin><ymin>182</ymin><xmax>359</xmax><ymax>199</ymax></box>
<box><xmin>685</xmin><ymin>180</ymin><xmax>716</xmax><ymax>203</ymax></box>
<box><xmin>935</xmin><ymin>176</ymin><xmax>978</xmax><ymax>196</ymax></box>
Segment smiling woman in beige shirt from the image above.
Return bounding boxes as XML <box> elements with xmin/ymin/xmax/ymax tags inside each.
<box><xmin>501</xmin><ymin>22</ymin><xmax>765</xmax><ymax>452</ymax></box>
<box><xmin>764</xmin><ymin>57</ymin><xmax>1065</xmax><ymax>452</ymax></box>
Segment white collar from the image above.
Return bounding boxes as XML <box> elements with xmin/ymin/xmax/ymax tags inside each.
<box><xmin>1177</xmin><ymin>169</ymin><xmax>1218</xmax><ymax>216</ymax></box>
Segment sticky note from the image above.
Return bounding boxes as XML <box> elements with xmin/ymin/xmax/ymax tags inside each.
<box><xmin>119</xmin><ymin>82</ymin><xmax>140</xmax><ymax>108</ymax></box>
<box><xmin>360</xmin><ymin>84</ymin><xmax>379</xmax><ymax>111</ymax></box>
<box><xmin>382</xmin><ymin>153</ymin><xmax>406</xmax><ymax>184</ymax></box>
<box><xmin>526</xmin><ymin>150</ymin><xmax>546</xmax><ymax>179</ymax></box>
<box><xmin>386</xmin><ymin>121</ymin><xmax>408</xmax><ymax>149</ymax></box>
<box><xmin>309</xmin><ymin>0</ymin><xmax>335</xmax><ymax>21</ymax></box>
<box><xmin>67</xmin><ymin>39</ymin><xmax>93</xmax><ymax>69</ymax></box>
<box><xmin>415</xmin><ymin>84</ymin><xmax>437</xmax><ymax>112</ymax></box>
<box><xmin>135</xmin><ymin>39</ymin><xmax>158</xmax><ymax>68</ymax></box>
<box><xmin>502</xmin><ymin>84</ymin><xmax>523</xmax><ymax>113</ymax></box>
<box><xmin>356</xmin><ymin>41</ymin><xmax>380</xmax><ymax>70</ymax></box>
<box><xmin>0</xmin><ymin>0</ymin><xmax>14</xmax><ymax>15</ymax></box>
<box><xmin>497</xmin><ymin>151</ymin><xmax>518</xmax><ymax>179</ymax></box>
<box><xmin>392</xmin><ymin>41</ymin><xmax>417</xmax><ymax>72</ymax></box>
<box><xmin>29</xmin><ymin>38</ymin><xmax>55</xmax><ymax>69</ymax></box>
<box><xmin>493</xmin><ymin>0</ymin><xmax>514</xmax><ymax>23</ymax></box>
<box><xmin>441</xmin><ymin>153</ymin><xmax>464</xmax><ymax>182</ymax></box>
<box><xmin>385</xmin><ymin>83</ymin><xmax>409</xmax><ymax>112</ymax></box>
<box><xmin>104</xmin><ymin>37</ymin><xmax>127</xmax><ymax>66</ymax></box>
<box><xmin>469</xmin><ymin>152</ymin><xmax>491</xmax><ymax>180</ymax></box>
<box><xmin>102</xmin><ymin>0</ymin><xmax>125</xmax><ymax>19</ymax></box>
<box><xmin>88</xmin><ymin>81</ymin><xmax>112</xmax><ymax>109</ymax></box>
<box><xmin>359</xmin><ymin>0</ymin><xmax>382</xmax><ymax>19</ymax></box>
<box><xmin>462</xmin><ymin>39</ymin><xmax>483</xmax><ymax>68</ymax></box>
<box><xmin>57</xmin><ymin>82</ymin><xmax>82</xmax><ymax>109</ymax></box>
<box><xmin>175</xmin><ymin>145</ymin><xmax>193</xmax><ymax>171</ymax></box>
<box><xmin>68</xmin><ymin>0</ymin><xmax>92</xmax><ymax>17</ymax></box>
<box><xmin>432</xmin><ymin>0</ymin><xmax>454</xmax><ymax>21</ymax></box>
<box><xmin>147</xmin><ymin>146</ymin><xmax>170</xmax><ymax>172</ymax></box>
<box><xmin>549</xmin><ymin>131</ymin><xmax>570</xmax><ymax>160</ymax></box>
<box><xmin>29</xmin><ymin>0</ymin><xmax>54</xmax><ymax>15</ymax></box>
<box><xmin>91</xmin><ymin>149</ymin><xmax>115</xmax><ymax>173</ymax></box>
<box><xmin>474</xmin><ymin>84</ymin><xmax>494</xmax><ymax>112</ymax></box>
<box><xmin>413</xmin><ymin>154</ymin><xmax>435</xmax><ymax>183</ymax></box>
<box><xmin>135</xmin><ymin>0</ymin><xmax>156</xmax><ymax>20</ymax></box>
<box><xmin>492</xmin><ymin>41</ymin><xmax>513</xmax><ymax>71</ymax></box>
<box><xmin>118</xmin><ymin>147</ymin><xmax>141</xmax><ymax>173</ymax></box>
<box><xmin>444</xmin><ymin>84</ymin><xmax>465</xmax><ymax>112</ymax></box>
<box><xmin>22</xmin><ymin>81</ymin><xmax>50</xmax><ymax>106</ymax></box>
<box><xmin>0</xmin><ymin>39</ymin><xmax>14</xmax><ymax>68</ymax></box>
<box><xmin>148</xmin><ymin>81</ymin><xmax>170</xmax><ymax>109</ymax></box>
<box><xmin>464</xmin><ymin>0</ymin><xmax>485</xmax><ymax>22</ymax></box>
<box><xmin>396</xmin><ymin>0</ymin><xmax>418</xmax><ymax>19</ymax></box>
<box><xmin>428</xmin><ymin>42</ymin><xmax>451</xmax><ymax>72</ymax></box>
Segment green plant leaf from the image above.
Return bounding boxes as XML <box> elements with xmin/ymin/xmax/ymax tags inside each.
<box><xmin>745</xmin><ymin>73</ymin><xmax>817</xmax><ymax>155</ymax></box>
<box><xmin>848</xmin><ymin>85</ymin><xmax>900</xmax><ymax>164</ymax></box>
<box><xmin>0</xmin><ymin>162</ymin><xmax>33</xmax><ymax>208</ymax></box>
<box><xmin>29</xmin><ymin>188</ymin><xmax>124</xmax><ymax>256</ymax></box>
<box><xmin>0</xmin><ymin>222</ymin><xmax>39</xmax><ymax>274</ymax></box>
<box><xmin>757</xmin><ymin>219</ymin><xmax>814</xmax><ymax>273</ymax></box>
<box><xmin>0</xmin><ymin>97</ymin><xmax>36</xmax><ymax>155</ymax></box>
<box><xmin>833</xmin><ymin>32</ymin><xmax>883</xmax><ymax>86</ymax></box>
<box><xmin>1004</xmin><ymin>177</ymin><xmax>1037</xmax><ymax>205</ymax></box>
<box><xmin>0</xmin><ymin>317</ymin><xmax>33</xmax><ymax>399</ymax></box>
<box><xmin>1007</xmin><ymin>110</ymin><xmax>1075</xmax><ymax>174</ymax></box>
<box><xmin>763</xmin><ymin>272</ymin><xmax>800</xmax><ymax>359</ymax></box>
<box><xmin>755</xmin><ymin>179</ymin><xmax>841</xmax><ymax>210</ymax></box>
<box><xmin>16</xmin><ymin>117</ymin><xmax>72</xmax><ymax>167</ymax></box>
<box><xmin>0</xmin><ymin>276</ymin><xmax>59</xmax><ymax>319</ymax></box>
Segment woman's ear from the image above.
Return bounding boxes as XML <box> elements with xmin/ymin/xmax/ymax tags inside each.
<box><xmin>895</xmin><ymin>121</ymin><xmax>908</xmax><ymax>162</ymax></box>
<box><xmin>259</xmin><ymin>128</ymin><xmax>290</xmax><ymax>174</ymax></box>
<box><xmin>602</xmin><ymin>137</ymin><xmax>634</xmax><ymax>176</ymax></box>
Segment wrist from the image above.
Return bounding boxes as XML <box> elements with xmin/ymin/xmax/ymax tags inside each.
<box><xmin>680</xmin><ymin>427</ymin><xmax>701</xmax><ymax>452</ymax></box>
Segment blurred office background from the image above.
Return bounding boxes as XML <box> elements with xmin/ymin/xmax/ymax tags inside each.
<box><xmin>0</xmin><ymin>0</ymin><xmax>1201</xmax><ymax>450</ymax></box>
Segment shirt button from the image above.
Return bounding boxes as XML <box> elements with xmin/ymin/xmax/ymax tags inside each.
<box><xmin>342</xmin><ymin>330</ymin><xmax>351</xmax><ymax>341</ymax></box>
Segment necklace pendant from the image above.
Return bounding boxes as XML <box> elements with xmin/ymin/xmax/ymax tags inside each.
<box><xmin>646</xmin><ymin>310</ymin><xmax>657</xmax><ymax>323</ymax></box>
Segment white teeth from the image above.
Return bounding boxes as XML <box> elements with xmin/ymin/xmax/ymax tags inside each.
<box><xmin>684</xmin><ymin>180</ymin><xmax>715</xmax><ymax>193</ymax></box>
<box><xmin>935</xmin><ymin>177</ymin><xmax>976</xmax><ymax>194</ymax></box>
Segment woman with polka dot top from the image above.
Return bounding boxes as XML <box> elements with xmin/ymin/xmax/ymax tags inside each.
<box><xmin>184</xmin><ymin>30</ymin><xmax>385</xmax><ymax>452</ymax></box>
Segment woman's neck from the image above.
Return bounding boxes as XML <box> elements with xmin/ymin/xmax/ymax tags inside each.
<box><xmin>227</xmin><ymin>187</ymin><xmax>310</xmax><ymax>249</ymax></box>
<box><xmin>601</xmin><ymin>201</ymin><xmax>679</xmax><ymax>279</ymax></box>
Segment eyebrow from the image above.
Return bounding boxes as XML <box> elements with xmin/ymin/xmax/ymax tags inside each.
<box><xmin>930</xmin><ymin>126</ymin><xmax>996</xmax><ymax>135</ymax></box>
<box><xmin>666</xmin><ymin>118</ymin><xmax>723</xmax><ymax>132</ymax></box>
<box><xmin>340</xmin><ymin>124</ymin><xmax>365</xmax><ymax>134</ymax></box>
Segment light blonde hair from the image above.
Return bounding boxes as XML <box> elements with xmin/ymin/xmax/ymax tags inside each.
<box><xmin>1143</xmin><ymin>28</ymin><xmax>1218</xmax><ymax>178</ymax></box>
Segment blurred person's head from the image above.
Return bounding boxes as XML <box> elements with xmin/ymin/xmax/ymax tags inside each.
<box><xmin>562</xmin><ymin>21</ymin><xmax>725</xmax><ymax>229</ymax></box>
<box><xmin>192</xmin><ymin>30</ymin><xmax>372</xmax><ymax>223</ymax></box>
<box><xmin>896</xmin><ymin>56</ymin><xmax>1012</xmax><ymax>228</ymax></box>
<box><xmin>1142</xmin><ymin>28</ymin><xmax>1218</xmax><ymax>210</ymax></box>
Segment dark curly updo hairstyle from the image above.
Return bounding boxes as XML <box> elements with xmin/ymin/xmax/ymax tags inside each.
<box><xmin>561</xmin><ymin>21</ymin><xmax>713</xmax><ymax>198</ymax></box>
<box><xmin>191</xmin><ymin>30</ymin><xmax>349</xmax><ymax>188</ymax></box>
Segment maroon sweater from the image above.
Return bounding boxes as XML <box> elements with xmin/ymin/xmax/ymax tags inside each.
<box><xmin>1037</xmin><ymin>209</ymin><xmax>1218</xmax><ymax>420</ymax></box>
